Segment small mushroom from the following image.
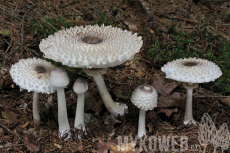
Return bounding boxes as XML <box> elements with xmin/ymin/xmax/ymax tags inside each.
<box><xmin>131</xmin><ymin>84</ymin><xmax>158</xmax><ymax>137</ymax></box>
<box><xmin>161</xmin><ymin>57</ymin><xmax>222</xmax><ymax>125</ymax></box>
<box><xmin>50</xmin><ymin>67</ymin><xmax>70</xmax><ymax>139</ymax></box>
<box><xmin>9</xmin><ymin>58</ymin><xmax>55</xmax><ymax>123</ymax></box>
<box><xmin>73</xmin><ymin>77</ymin><xmax>88</xmax><ymax>131</ymax></box>
<box><xmin>39</xmin><ymin>24</ymin><xmax>143</xmax><ymax>117</ymax></box>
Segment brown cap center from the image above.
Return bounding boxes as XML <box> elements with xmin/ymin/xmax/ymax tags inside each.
<box><xmin>35</xmin><ymin>66</ymin><xmax>47</xmax><ymax>73</ymax></box>
<box><xmin>183</xmin><ymin>62</ymin><xmax>198</xmax><ymax>67</ymax></box>
<box><xmin>82</xmin><ymin>36</ymin><xmax>103</xmax><ymax>44</ymax></box>
<box><xmin>140</xmin><ymin>85</ymin><xmax>153</xmax><ymax>93</ymax></box>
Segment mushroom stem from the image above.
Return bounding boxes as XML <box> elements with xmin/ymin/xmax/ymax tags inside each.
<box><xmin>57</xmin><ymin>88</ymin><xmax>70</xmax><ymax>138</ymax></box>
<box><xmin>138</xmin><ymin>109</ymin><xmax>146</xmax><ymax>137</ymax></box>
<box><xmin>183</xmin><ymin>83</ymin><xmax>198</xmax><ymax>125</ymax></box>
<box><xmin>33</xmin><ymin>92</ymin><xmax>40</xmax><ymax>123</ymax></box>
<box><xmin>93</xmin><ymin>74</ymin><xmax>127</xmax><ymax>117</ymax></box>
<box><xmin>74</xmin><ymin>93</ymin><xmax>85</xmax><ymax>131</ymax></box>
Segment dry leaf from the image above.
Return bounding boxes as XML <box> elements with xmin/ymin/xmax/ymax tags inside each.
<box><xmin>221</xmin><ymin>97</ymin><xmax>230</xmax><ymax>107</ymax></box>
<box><xmin>85</xmin><ymin>91</ymin><xmax>103</xmax><ymax>113</ymax></box>
<box><xmin>152</xmin><ymin>74</ymin><xmax>185</xmax><ymax>110</ymax></box>
<box><xmin>54</xmin><ymin>143</ymin><xmax>62</xmax><ymax>149</ymax></box>
<box><xmin>103</xmin><ymin>113</ymin><xmax>122</xmax><ymax>136</ymax></box>
<box><xmin>65</xmin><ymin>19</ymin><xmax>86</xmax><ymax>26</ymax></box>
<box><xmin>93</xmin><ymin>137</ymin><xmax>111</xmax><ymax>153</ymax></box>
<box><xmin>221</xmin><ymin>1</ymin><xmax>230</xmax><ymax>9</ymax></box>
<box><xmin>21</xmin><ymin>122</ymin><xmax>29</xmax><ymax>128</ymax></box>
<box><xmin>157</xmin><ymin>108</ymin><xmax>178</xmax><ymax>118</ymax></box>
<box><xmin>124</xmin><ymin>21</ymin><xmax>138</xmax><ymax>31</ymax></box>
<box><xmin>24</xmin><ymin>134</ymin><xmax>40</xmax><ymax>152</ymax></box>
<box><xmin>158</xmin><ymin>92</ymin><xmax>185</xmax><ymax>109</ymax></box>
<box><xmin>109</xmin><ymin>141</ymin><xmax>138</xmax><ymax>153</ymax></box>
<box><xmin>1</xmin><ymin>112</ymin><xmax>17</xmax><ymax>124</ymax></box>
<box><xmin>113</xmin><ymin>90</ymin><xmax>129</xmax><ymax>100</ymax></box>
<box><xmin>93</xmin><ymin>137</ymin><xmax>138</xmax><ymax>153</ymax></box>
<box><xmin>0</xmin><ymin>30</ymin><xmax>10</xmax><ymax>36</ymax></box>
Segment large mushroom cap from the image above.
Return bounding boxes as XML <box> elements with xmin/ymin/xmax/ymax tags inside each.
<box><xmin>131</xmin><ymin>84</ymin><xmax>158</xmax><ymax>111</ymax></box>
<box><xmin>161</xmin><ymin>57</ymin><xmax>222</xmax><ymax>83</ymax></box>
<box><xmin>39</xmin><ymin>24</ymin><xmax>143</xmax><ymax>68</ymax></box>
<box><xmin>9</xmin><ymin>58</ymin><xmax>56</xmax><ymax>94</ymax></box>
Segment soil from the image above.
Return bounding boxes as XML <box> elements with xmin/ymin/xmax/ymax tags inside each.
<box><xmin>0</xmin><ymin>0</ymin><xmax>230</xmax><ymax>152</ymax></box>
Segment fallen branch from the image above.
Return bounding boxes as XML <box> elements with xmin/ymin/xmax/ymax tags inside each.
<box><xmin>0</xmin><ymin>122</ymin><xmax>15</xmax><ymax>135</ymax></box>
<box><xmin>0</xmin><ymin>144</ymin><xmax>24</xmax><ymax>149</ymax></box>
<box><xmin>9</xmin><ymin>38</ymin><xmax>39</xmax><ymax>56</ymax></box>
<box><xmin>154</xmin><ymin>10</ymin><xmax>197</xmax><ymax>24</ymax></box>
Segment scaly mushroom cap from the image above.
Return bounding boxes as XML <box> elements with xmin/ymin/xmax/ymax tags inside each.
<box><xmin>39</xmin><ymin>24</ymin><xmax>143</xmax><ymax>68</ymax></box>
<box><xmin>50</xmin><ymin>67</ymin><xmax>69</xmax><ymax>88</ymax></box>
<box><xmin>9</xmin><ymin>58</ymin><xmax>56</xmax><ymax>94</ymax></box>
<box><xmin>131</xmin><ymin>84</ymin><xmax>158</xmax><ymax>111</ymax></box>
<box><xmin>161</xmin><ymin>57</ymin><xmax>222</xmax><ymax>83</ymax></box>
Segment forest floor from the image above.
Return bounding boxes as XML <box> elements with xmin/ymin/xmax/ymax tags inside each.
<box><xmin>0</xmin><ymin>0</ymin><xmax>230</xmax><ymax>152</ymax></box>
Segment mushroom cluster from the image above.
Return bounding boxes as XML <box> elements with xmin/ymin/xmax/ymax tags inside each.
<box><xmin>39</xmin><ymin>24</ymin><xmax>143</xmax><ymax>117</ymax></box>
<box><xmin>161</xmin><ymin>57</ymin><xmax>222</xmax><ymax>124</ymax></box>
<box><xmin>9</xmin><ymin>58</ymin><xmax>55</xmax><ymax>123</ymax></box>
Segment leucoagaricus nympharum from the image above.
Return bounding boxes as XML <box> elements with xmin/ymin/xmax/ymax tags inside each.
<box><xmin>50</xmin><ymin>67</ymin><xmax>70</xmax><ymax>139</ymax></box>
<box><xmin>39</xmin><ymin>24</ymin><xmax>143</xmax><ymax>117</ymax></box>
<box><xmin>73</xmin><ymin>77</ymin><xmax>88</xmax><ymax>132</ymax></box>
<box><xmin>161</xmin><ymin>57</ymin><xmax>222</xmax><ymax>125</ymax></box>
<box><xmin>9</xmin><ymin>58</ymin><xmax>55</xmax><ymax>123</ymax></box>
<box><xmin>131</xmin><ymin>84</ymin><xmax>158</xmax><ymax>137</ymax></box>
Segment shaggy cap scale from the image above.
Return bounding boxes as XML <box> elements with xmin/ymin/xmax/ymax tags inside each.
<box><xmin>9</xmin><ymin>58</ymin><xmax>56</xmax><ymax>94</ymax></box>
<box><xmin>161</xmin><ymin>57</ymin><xmax>222</xmax><ymax>83</ymax></box>
<box><xmin>39</xmin><ymin>24</ymin><xmax>143</xmax><ymax>68</ymax></box>
<box><xmin>131</xmin><ymin>84</ymin><xmax>158</xmax><ymax>111</ymax></box>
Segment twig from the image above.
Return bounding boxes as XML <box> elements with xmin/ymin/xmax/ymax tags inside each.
<box><xmin>5</xmin><ymin>39</ymin><xmax>13</xmax><ymax>53</ymax></box>
<box><xmin>42</xmin><ymin>18</ymin><xmax>58</xmax><ymax>32</ymax></box>
<box><xmin>0</xmin><ymin>7</ymin><xmax>22</xmax><ymax>21</ymax></box>
<box><xmin>154</xmin><ymin>11</ymin><xmax>197</xmax><ymax>24</ymax></box>
<box><xmin>0</xmin><ymin>122</ymin><xmax>15</xmax><ymax>135</ymax></box>
<box><xmin>0</xmin><ymin>144</ymin><xmax>24</xmax><ymax>149</ymax></box>
<box><xmin>138</xmin><ymin>0</ymin><xmax>155</xmax><ymax>27</ymax></box>
<box><xmin>194</xmin><ymin>96</ymin><xmax>230</xmax><ymax>97</ymax></box>
<box><xmin>21</xmin><ymin>14</ymin><xmax>26</xmax><ymax>45</ymax></box>
<box><xmin>9</xmin><ymin>38</ymin><xmax>39</xmax><ymax>56</ymax></box>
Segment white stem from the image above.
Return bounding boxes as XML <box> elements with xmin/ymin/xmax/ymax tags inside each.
<box><xmin>74</xmin><ymin>93</ymin><xmax>85</xmax><ymax>131</ymax></box>
<box><xmin>93</xmin><ymin>74</ymin><xmax>127</xmax><ymax>117</ymax></box>
<box><xmin>138</xmin><ymin>109</ymin><xmax>146</xmax><ymax>137</ymax></box>
<box><xmin>57</xmin><ymin>88</ymin><xmax>70</xmax><ymax>138</ymax></box>
<box><xmin>183</xmin><ymin>83</ymin><xmax>198</xmax><ymax>125</ymax></box>
<box><xmin>33</xmin><ymin>92</ymin><xmax>40</xmax><ymax>123</ymax></box>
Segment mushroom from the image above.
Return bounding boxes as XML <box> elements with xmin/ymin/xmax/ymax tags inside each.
<box><xmin>73</xmin><ymin>77</ymin><xmax>88</xmax><ymax>131</ymax></box>
<box><xmin>50</xmin><ymin>67</ymin><xmax>70</xmax><ymax>139</ymax></box>
<box><xmin>39</xmin><ymin>24</ymin><xmax>143</xmax><ymax>117</ymax></box>
<box><xmin>161</xmin><ymin>57</ymin><xmax>222</xmax><ymax>125</ymax></box>
<box><xmin>131</xmin><ymin>84</ymin><xmax>158</xmax><ymax>137</ymax></box>
<box><xmin>9</xmin><ymin>58</ymin><xmax>55</xmax><ymax>123</ymax></box>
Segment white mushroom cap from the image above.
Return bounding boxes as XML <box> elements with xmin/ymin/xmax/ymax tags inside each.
<box><xmin>161</xmin><ymin>57</ymin><xmax>222</xmax><ymax>83</ymax></box>
<box><xmin>50</xmin><ymin>67</ymin><xmax>69</xmax><ymax>88</ymax></box>
<box><xmin>73</xmin><ymin>77</ymin><xmax>88</xmax><ymax>94</ymax></box>
<box><xmin>131</xmin><ymin>84</ymin><xmax>158</xmax><ymax>111</ymax></box>
<box><xmin>39</xmin><ymin>24</ymin><xmax>143</xmax><ymax>68</ymax></box>
<box><xmin>9</xmin><ymin>57</ymin><xmax>56</xmax><ymax>94</ymax></box>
